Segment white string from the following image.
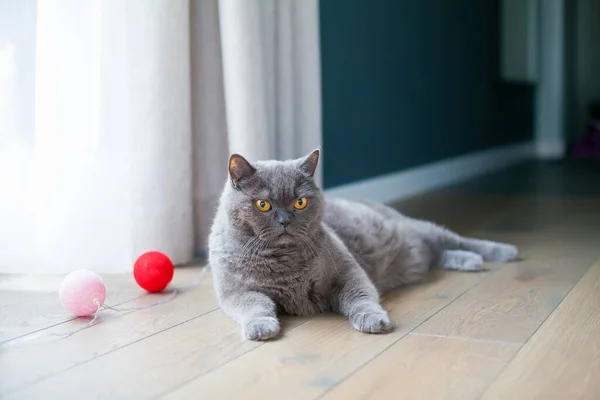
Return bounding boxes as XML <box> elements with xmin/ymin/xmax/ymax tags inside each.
<box><xmin>99</xmin><ymin>264</ymin><xmax>210</xmax><ymax>313</ymax></box>
<box><xmin>50</xmin><ymin>298</ymin><xmax>103</xmax><ymax>338</ymax></box>
<box><xmin>1</xmin><ymin>264</ymin><xmax>211</xmax><ymax>347</ymax></box>
<box><xmin>100</xmin><ymin>290</ymin><xmax>179</xmax><ymax>312</ymax></box>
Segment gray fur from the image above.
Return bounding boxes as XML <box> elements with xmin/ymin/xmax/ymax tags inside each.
<box><xmin>208</xmin><ymin>150</ymin><xmax>518</xmax><ymax>340</ymax></box>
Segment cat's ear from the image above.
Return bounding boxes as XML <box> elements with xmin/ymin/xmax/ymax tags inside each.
<box><xmin>298</xmin><ymin>149</ymin><xmax>320</xmax><ymax>177</ymax></box>
<box><xmin>229</xmin><ymin>153</ymin><xmax>256</xmax><ymax>188</ymax></box>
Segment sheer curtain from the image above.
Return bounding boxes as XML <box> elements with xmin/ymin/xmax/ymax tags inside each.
<box><xmin>0</xmin><ymin>0</ymin><xmax>322</xmax><ymax>274</ymax></box>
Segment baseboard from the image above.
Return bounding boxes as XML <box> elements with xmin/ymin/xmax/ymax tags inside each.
<box><xmin>323</xmin><ymin>141</ymin><xmax>535</xmax><ymax>204</ymax></box>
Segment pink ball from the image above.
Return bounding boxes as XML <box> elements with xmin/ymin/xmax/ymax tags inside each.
<box><xmin>59</xmin><ymin>270</ymin><xmax>106</xmax><ymax>317</ymax></box>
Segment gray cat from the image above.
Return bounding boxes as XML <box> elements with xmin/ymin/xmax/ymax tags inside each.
<box><xmin>208</xmin><ymin>150</ymin><xmax>518</xmax><ymax>341</ymax></box>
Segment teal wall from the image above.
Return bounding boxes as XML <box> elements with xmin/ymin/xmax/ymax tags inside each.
<box><xmin>320</xmin><ymin>0</ymin><xmax>534</xmax><ymax>188</ymax></box>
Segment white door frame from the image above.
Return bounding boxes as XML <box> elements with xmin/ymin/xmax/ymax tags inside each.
<box><xmin>535</xmin><ymin>0</ymin><xmax>567</xmax><ymax>159</ymax></box>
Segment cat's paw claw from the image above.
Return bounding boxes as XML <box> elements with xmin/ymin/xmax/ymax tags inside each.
<box><xmin>441</xmin><ymin>250</ymin><xmax>484</xmax><ymax>271</ymax></box>
<box><xmin>244</xmin><ymin>317</ymin><xmax>280</xmax><ymax>341</ymax></box>
<box><xmin>458</xmin><ymin>253</ymin><xmax>484</xmax><ymax>271</ymax></box>
<box><xmin>350</xmin><ymin>311</ymin><xmax>393</xmax><ymax>334</ymax></box>
<box><xmin>489</xmin><ymin>244</ymin><xmax>518</xmax><ymax>262</ymax></box>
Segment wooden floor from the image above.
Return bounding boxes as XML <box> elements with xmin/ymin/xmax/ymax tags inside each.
<box><xmin>2</xmin><ymin>161</ymin><xmax>600</xmax><ymax>399</ymax></box>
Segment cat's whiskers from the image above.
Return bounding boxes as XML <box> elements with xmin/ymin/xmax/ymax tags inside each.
<box><xmin>247</xmin><ymin>237</ymin><xmax>268</xmax><ymax>261</ymax></box>
<box><xmin>253</xmin><ymin>237</ymin><xmax>270</xmax><ymax>260</ymax></box>
<box><xmin>239</xmin><ymin>232</ymin><xmax>272</xmax><ymax>262</ymax></box>
<box><xmin>316</xmin><ymin>236</ymin><xmax>339</xmax><ymax>275</ymax></box>
<box><xmin>299</xmin><ymin>230</ymin><xmax>319</xmax><ymax>260</ymax></box>
<box><xmin>298</xmin><ymin>236</ymin><xmax>315</xmax><ymax>261</ymax></box>
<box><xmin>239</xmin><ymin>234</ymin><xmax>258</xmax><ymax>254</ymax></box>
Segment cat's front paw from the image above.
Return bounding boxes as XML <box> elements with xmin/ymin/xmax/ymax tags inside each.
<box><xmin>244</xmin><ymin>317</ymin><xmax>280</xmax><ymax>341</ymax></box>
<box><xmin>350</xmin><ymin>310</ymin><xmax>393</xmax><ymax>334</ymax></box>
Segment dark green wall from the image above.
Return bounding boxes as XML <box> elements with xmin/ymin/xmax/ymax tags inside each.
<box><xmin>320</xmin><ymin>0</ymin><xmax>534</xmax><ymax>188</ymax></box>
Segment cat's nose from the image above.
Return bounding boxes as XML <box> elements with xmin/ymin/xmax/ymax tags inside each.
<box><xmin>276</xmin><ymin>211</ymin><xmax>292</xmax><ymax>227</ymax></box>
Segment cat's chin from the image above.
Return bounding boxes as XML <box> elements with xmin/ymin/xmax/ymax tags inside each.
<box><xmin>258</xmin><ymin>229</ymin><xmax>301</xmax><ymax>246</ymax></box>
<box><xmin>273</xmin><ymin>231</ymin><xmax>297</xmax><ymax>245</ymax></box>
<box><xmin>277</xmin><ymin>232</ymin><xmax>293</xmax><ymax>240</ymax></box>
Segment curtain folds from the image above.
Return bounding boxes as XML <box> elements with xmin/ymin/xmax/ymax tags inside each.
<box><xmin>0</xmin><ymin>0</ymin><xmax>321</xmax><ymax>274</ymax></box>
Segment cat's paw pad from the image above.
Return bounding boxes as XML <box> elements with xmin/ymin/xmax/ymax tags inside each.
<box><xmin>350</xmin><ymin>311</ymin><xmax>393</xmax><ymax>334</ymax></box>
<box><xmin>488</xmin><ymin>243</ymin><xmax>518</xmax><ymax>263</ymax></box>
<box><xmin>244</xmin><ymin>317</ymin><xmax>280</xmax><ymax>341</ymax></box>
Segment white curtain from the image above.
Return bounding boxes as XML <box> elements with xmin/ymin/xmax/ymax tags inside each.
<box><xmin>0</xmin><ymin>0</ymin><xmax>322</xmax><ymax>274</ymax></box>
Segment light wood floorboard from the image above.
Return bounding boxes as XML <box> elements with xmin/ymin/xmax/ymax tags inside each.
<box><xmin>160</xmin><ymin>271</ymin><xmax>489</xmax><ymax>400</ymax></box>
<box><xmin>1</xmin><ymin>192</ymin><xmax>599</xmax><ymax>399</ymax></box>
<box><xmin>413</xmin><ymin>236</ymin><xmax>598</xmax><ymax>342</ymax></box>
<box><xmin>321</xmin><ymin>334</ymin><xmax>520</xmax><ymax>400</ymax></box>
<box><xmin>0</xmin><ymin>268</ymin><xmax>214</xmax><ymax>396</ymax></box>
<box><xmin>481</xmin><ymin>258</ymin><xmax>600</xmax><ymax>399</ymax></box>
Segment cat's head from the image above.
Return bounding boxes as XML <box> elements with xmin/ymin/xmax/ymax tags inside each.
<box><xmin>222</xmin><ymin>150</ymin><xmax>323</xmax><ymax>244</ymax></box>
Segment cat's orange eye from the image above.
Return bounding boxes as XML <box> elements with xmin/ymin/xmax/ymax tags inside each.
<box><xmin>255</xmin><ymin>199</ymin><xmax>271</xmax><ymax>212</ymax></box>
<box><xmin>294</xmin><ymin>197</ymin><xmax>308</xmax><ymax>210</ymax></box>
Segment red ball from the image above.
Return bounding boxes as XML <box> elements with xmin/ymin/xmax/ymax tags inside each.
<box><xmin>133</xmin><ymin>251</ymin><xmax>174</xmax><ymax>293</ymax></box>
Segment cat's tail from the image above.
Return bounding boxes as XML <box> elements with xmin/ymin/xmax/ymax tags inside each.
<box><xmin>414</xmin><ymin>219</ymin><xmax>518</xmax><ymax>263</ymax></box>
<box><xmin>367</xmin><ymin>200</ymin><xmax>518</xmax><ymax>265</ymax></box>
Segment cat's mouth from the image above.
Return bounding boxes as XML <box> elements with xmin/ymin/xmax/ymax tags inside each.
<box><xmin>277</xmin><ymin>230</ymin><xmax>296</xmax><ymax>241</ymax></box>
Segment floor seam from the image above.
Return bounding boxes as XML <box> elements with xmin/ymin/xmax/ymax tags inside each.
<box><xmin>313</xmin><ymin>275</ymin><xmax>485</xmax><ymax>400</ymax></box>
<box><xmin>5</xmin><ymin>306</ymin><xmax>221</xmax><ymax>396</ymax></box>
<box><xmin>1</xmin><ymin>270</ymin><xmax>209</xmax><ymax>345</ymax></box>
<box><xmin>407</xmin><ymin>332</ymin><xmax>523</xmax><ymax>346</ymax></box>
<box><xmin>476</xmin><ymin>259</ymin><xmax>596</xmax><ymax>399</ymax></box>
<box><xmin>153</xmin><ymin>318</ymin><xmax>311</xmax><ymax>399</ymax></box>
<box><xmin>1</xmin><ymin>291</ymin><xmax>158</xmax><ymax>346</ymax></box>
<box><xmin>0</xmin><ymin>292</ymin><xmax>53</xmax><ymax>310</ymax></box>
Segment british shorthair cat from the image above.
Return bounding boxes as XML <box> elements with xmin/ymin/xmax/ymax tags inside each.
<box><xmin>208</xmin><ymin>150</ymin><xmax>517</xmax><ymax>340</ymax></box>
